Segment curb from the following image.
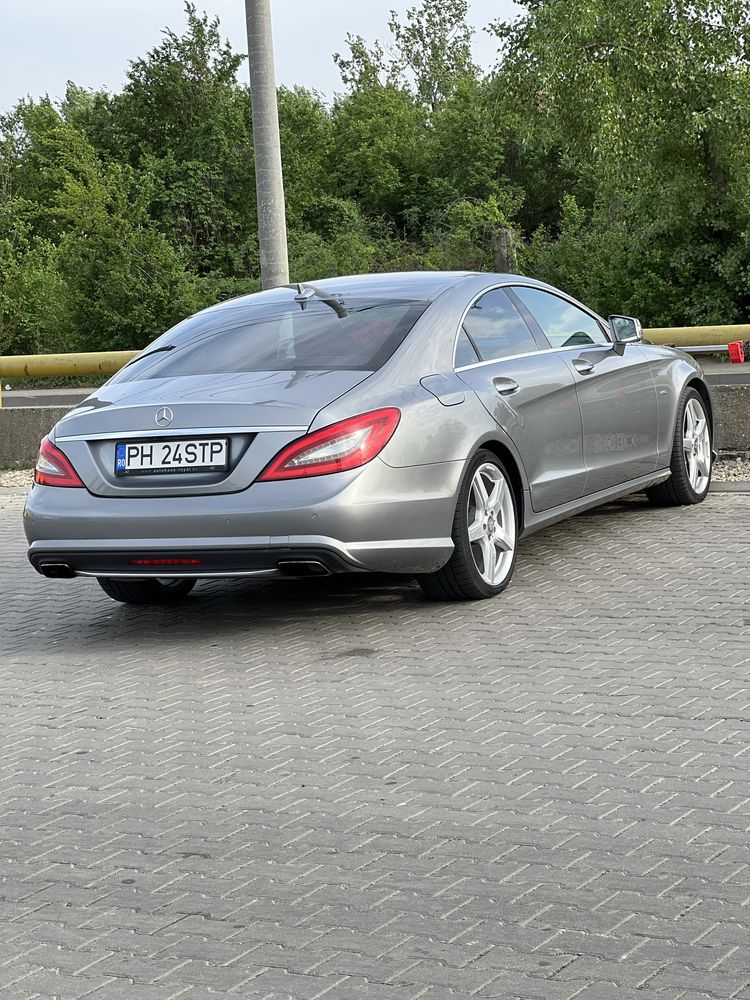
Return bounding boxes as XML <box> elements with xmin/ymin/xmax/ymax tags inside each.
<box><xmin>711</xmin><ymin>482</ymin><xmax>750</xmax><ymax>493</ymax></box>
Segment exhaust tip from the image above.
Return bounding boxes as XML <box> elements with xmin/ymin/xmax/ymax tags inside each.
<box><xmin>39</xmin><ymin>562</ymin><xmax>75</xmax><ymax>579</ymax></box>
<box><xmin>276</xmin><ymin>559</ymin><xmax>332</xmax><ymax>578</ymax></box>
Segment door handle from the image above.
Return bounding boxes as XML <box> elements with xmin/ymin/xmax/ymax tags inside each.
<box><xmin>493</xmin><ymin>376</ymin><xmax>520</xmax><ymax>395</ymax></box>
<box><xmin>572</xmin><ymin>358</ymin><xmax>595</xmax><ymax>375</ymax></box>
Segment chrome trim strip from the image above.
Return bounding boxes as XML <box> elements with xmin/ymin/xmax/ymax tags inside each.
<box><xmin>454</xmin><ymin>343</ymin><xmax>612</xmax><ymax>373</ymax></box>
<box><xmin>77</xmin><ymin>568</ymin><xmax>282</xmax><ymax>580</ymax></box>
<box><xmin>348</xmin><ymin>538</ymin><xmax>453</xmax><ymax>552</ymax></box>
<box><xmin>451</xmin><ymin>279</ymin><xmax>612</xmax><ymax>369</ymax></box>
<box><xmin>56</xmin><ymin>425</ymin><xmax>308</xmax><ymax>442</ymax></box>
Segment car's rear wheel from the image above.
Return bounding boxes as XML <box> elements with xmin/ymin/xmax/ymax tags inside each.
<box><xmin>418</xmin><ymin>450</ymin><xmax>518</xmax><ymax>601</ymax></box>
<box><xmin>646</xmin><ymin>387</ymin><xmax>712</xmax><ymax>506</ymax></box>
<box><xmin>97</xmin><ymin>577</ymin><xmax>196</xmax><ymax>605</ymax></box>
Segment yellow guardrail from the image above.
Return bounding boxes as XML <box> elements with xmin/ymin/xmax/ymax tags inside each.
<box><xmin>645</xmin><ymin>325</ymin><xmax>750</xmax><ymax>347</ymax></box>
<box><xmin>1</xmin><ymin>326</ymin><xmax>748</xmax><ymax>406</ymax></box>
<box><xmin>0</xmin><ymin>350</ymin><xmax>138</xmax><ymax>379</ymax></box>
<box><xmin>0</xmin><ymin>351</ymin><xmax>138</xmax><ymax>407</ymax></box>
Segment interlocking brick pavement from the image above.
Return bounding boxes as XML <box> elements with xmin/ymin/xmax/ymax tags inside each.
<box><xmin>0</xmin><ymin>489</ymin><xmax>749</xmax><ymax>1000</ymax></box>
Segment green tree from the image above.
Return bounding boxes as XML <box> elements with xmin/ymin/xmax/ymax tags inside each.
<box><xmin>0</xmin><ymin>101</ymin><xmax>197</xmax><ymax>353</ymax></box>
<box><xmin>100</xmin><ymin>4</ymin><xmax>256</xmax><ymax>278</ymax></box>
<box><xmin>490</xmin><ymin>0</ymin><xmax>750</xmax><ymax>322</ymax></box>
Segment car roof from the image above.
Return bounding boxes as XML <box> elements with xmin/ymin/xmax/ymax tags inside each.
<box><xmin>198</xmin><ymin>272</ymin><xmax>556</xmax><ymax>323</ymax></box>
<box><xmin>200</xmin><ymin>272</ymin><xmax>480</xmax><ymax>319</ymax></box>
<box><xmin>305</xmin><ymin>271</ymin><xmax>477</xmax><ymax>300</ymax></box>
<box><xmin>305</xmin><ymin>271</ymin><xmax>553</xmax><ymax>298</ymax></box>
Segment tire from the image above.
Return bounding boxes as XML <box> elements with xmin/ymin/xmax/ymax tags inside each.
<box><xmin>97</xmin><ymin>577</ymin><xmax>196</xmax><ymax>605</ymax></box>
<box><xmin>418</xmin><ymin>449</ymin><xmax>518</xmax><ymax>601</ymax></box>
<box><xmin>646</xmin><ymin>387</ymin><xmax>712</xmax><ymax>507</ymax></box>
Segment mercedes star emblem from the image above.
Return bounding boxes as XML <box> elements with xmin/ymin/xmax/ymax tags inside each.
<box><xmin>155</xmin><ymin>407</ymin><xmax>174</xmax><ymax>427</ymax></box>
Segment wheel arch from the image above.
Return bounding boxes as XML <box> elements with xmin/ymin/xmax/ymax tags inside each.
<box><xmin>686</xmin><ymin>377</ymin><xmax>714</xmax><ymax>434</ymax></box>
<box><xmin>474</xmin><ymin>438</ymin><xmax>527</xmax><ymax>534</ymax></box>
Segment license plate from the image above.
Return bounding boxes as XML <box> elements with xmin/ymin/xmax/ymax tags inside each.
<box><xmin>115</xmin><ymin>438</ymin><xmax>228</xmax><ymax>476</ymax></box>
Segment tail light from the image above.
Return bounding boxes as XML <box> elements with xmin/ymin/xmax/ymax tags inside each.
<box><xmin>258</xmin><ymin>408</ymin><xmax>400</xmax><ymax>481</ymax></box>
<box><xmin>34</xmin><ymin>436</ymin><xmax>84</xmax><ymax>488</ymax></box>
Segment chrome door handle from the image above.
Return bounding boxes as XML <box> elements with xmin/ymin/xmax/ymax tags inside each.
<box><xmin>493</xmin><ymin>376</ymin><xmax>520</xmax><ymax>395</ymax></box>
<box><xmin>572</xmin><ymin>358</ymin><xmax>595</xmax><ymax>375</ymax></box>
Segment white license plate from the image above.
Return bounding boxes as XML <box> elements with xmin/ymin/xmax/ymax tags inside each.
<box><xmin>115</xmin><ymin>438</ymin><xmax>228</xmax><ymax>476</ymax></box>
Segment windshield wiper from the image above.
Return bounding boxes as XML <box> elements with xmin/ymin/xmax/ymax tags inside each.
<box><xmin>122</xmin><ymin>344</ymin><xmax>177</xmax><ymax>369</ymax></box>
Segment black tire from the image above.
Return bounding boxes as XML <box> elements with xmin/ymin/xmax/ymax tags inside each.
<box><xmin>97</xmin><ymin>577</ymin><xmax>196</xmax><ymax>605</ymax></box>
<box><xmin>418</xmin><ymin>449</ymin><xmax>518</xmax><ymax>601</ymax></box>
<box><xmin>646</xmin><ymin>387</ymin><xmax>712</xmax><ymax>507</ymax></box>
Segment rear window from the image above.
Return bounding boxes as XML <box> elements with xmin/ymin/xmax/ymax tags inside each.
<box><xmin>111</xmin><ymin>293</ymin><xmax>428</xmax><ymax>382</ymax></box>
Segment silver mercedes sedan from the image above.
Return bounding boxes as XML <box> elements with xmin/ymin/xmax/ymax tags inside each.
<box><xmin>24</xmin><ymin>271</ymin><xmax>714</xmax><ymax>604</ymax></box>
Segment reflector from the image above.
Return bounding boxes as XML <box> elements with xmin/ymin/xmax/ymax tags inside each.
<box><xmin>129</xmin><ymin>558</ymin><xmax>203</xmax><ymax>566</ymax></box>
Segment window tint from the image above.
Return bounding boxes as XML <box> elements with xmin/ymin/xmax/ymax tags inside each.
<box><xmin>110</xmin><ymin>295</ymin><xmax>428</xmax><ymax>382</ymax></box>
<box><xmin>513</xmin><ymin>286</ymin><xmax>609</xmax><ymax>348</ymax></box>
<box><xmin>455</xmin><ymin>329</ymin><xmax>480</xmax><ymax>367</ymax></box>
<box><xmin>461</xmin><ymin>288</ymin><xmax>538</xmax><ymax>363</ymax></box>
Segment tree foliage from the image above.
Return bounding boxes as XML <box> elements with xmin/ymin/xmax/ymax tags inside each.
<box><xmin>1</xmin><ymin>0</ymin><xmax>749</xmax><ymax>356</ymax></box>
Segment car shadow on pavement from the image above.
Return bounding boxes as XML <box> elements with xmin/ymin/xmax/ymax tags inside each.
<box><xmin>1</xmin><ymin>493</ymin><xmax>681</xmax><ymax>660</ymax></box>
<box><xmin>5</xmin><ymin>496</ymin><xmax>712</xmax><ymax>659</ymax></box>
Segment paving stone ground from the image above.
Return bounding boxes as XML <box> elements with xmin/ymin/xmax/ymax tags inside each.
<box><xmin>0</xmin><ymin>490</ymin><xmax>749</xmax><ymax>1000</ymax></box>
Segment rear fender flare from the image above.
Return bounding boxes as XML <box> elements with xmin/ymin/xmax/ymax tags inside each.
<box><xmin>457</xmin><ymin>431</ymin><xmax>529</xmax><ymax>535</ymax></box>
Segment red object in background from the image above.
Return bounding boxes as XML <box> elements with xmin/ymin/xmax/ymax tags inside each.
<box><xmin>728</xmin><ymin>340</ymin><xmax>745</xmax><ymax>363</ymax></box>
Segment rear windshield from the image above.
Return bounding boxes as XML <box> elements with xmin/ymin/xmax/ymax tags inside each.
<box><xmin>111</xmin><ymin>293</ymin><xmax>428</xmax><ymax>382</ymax></box>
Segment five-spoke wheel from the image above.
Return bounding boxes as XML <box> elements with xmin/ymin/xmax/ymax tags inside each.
<box><xmin>419</xmin><ymin>450</ymin><xmax>518</xmax><ymax>601</ymax></box>
<box><xmin>647</xmin><ymin>387</ymin><xmax>712</xmax><ymax>506</ymax></box>
<box><xmin>682</xmin><ymin>397</ymin><xmax>711</xmax><ymax>496</ymax></box>
<box><xmin>466</xmin><ymin>462</ymin><xmax>516</xmax><ymax>587</ymax></box>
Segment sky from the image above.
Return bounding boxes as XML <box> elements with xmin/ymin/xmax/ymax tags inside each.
<box><xmin>0</xmin><ymin>0</ymin><xmax>520</xmax><ymax>113</ymax></box>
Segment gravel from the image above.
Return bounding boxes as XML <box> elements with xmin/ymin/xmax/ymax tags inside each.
<box><xmin>0</xmin><ymin>469</ymin><xmax>33</xmax><ymax>488</ymax></box>
<box><xmin>713</xmin><ymin>456</ymin><xmax>750</xmax><ymax>482</ymax></box>
<box><xmin>3</xmin><ymin>458</ymin><xmax>749</xmax><ymax>490</ymax></box>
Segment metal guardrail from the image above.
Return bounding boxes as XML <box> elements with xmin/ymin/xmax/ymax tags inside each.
<box><xmin>646</xmin><ymin>324</ymin><xmax>750</xmax><ymax>347</ymax></box>
<box><xmin>0</xmin><ymin>327</ymin><xmax>748</xmax><ymax>407</ymax></box>
<box><xmin>0</xmin><ymin>351</ymin><xmax>138</xmax><ymax>407</ymax></box>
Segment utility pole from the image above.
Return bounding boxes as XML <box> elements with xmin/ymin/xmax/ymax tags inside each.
<box><xmin>244</xmin><ymin>0</ymin><xmax>289</xmax><ymax>289</ymax></box>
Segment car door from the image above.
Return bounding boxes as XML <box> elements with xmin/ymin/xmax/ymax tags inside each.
<box><xmin>510</xmin><ymin>285</ymin><xmax>660</xmax><ymax>495</ymax></box>
<box><xmin>454</xmin><ymin>286</ymin><xmax>587</xmax><ymax>513</ymax></box>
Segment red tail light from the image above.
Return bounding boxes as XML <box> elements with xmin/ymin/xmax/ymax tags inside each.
<box><xmin>34</xmin><ymin>436</ymin><xmax>84</xmax><ymax>488</ymax></box>
<box><xmin>258</xmin><ymin>408</ymin><xmax>401</xmax><ymax>481</ymax></box>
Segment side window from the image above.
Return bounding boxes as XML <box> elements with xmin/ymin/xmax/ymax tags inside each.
<box><xmin>512</xmin><ymin>286</ymin><xmax>609</xmax><ymax>348</ymax></box>
<box><xmin>455</xmin><ymin>329</ymin><xmax>480</xmax><ymax>367</ymax></box>
<box><xmin>461</xmin><ymin>288</ymin><xmax>539</xmax><ymax>363</ymax></box>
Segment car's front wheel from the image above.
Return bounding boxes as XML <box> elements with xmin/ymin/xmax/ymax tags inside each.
<box><xmin>97</xmin><ymin>577</ymin><xmax>196</xmax><ymax>605</ymax></box>
<box><xmin>418</xmin><ymin>450</ymin><xmax>518</xmax><ymax>601</ymax></box>
<box><xmin>646</xmin><ymin>387</ymin><xmax>712</xmax><ymax>506</ymax></box>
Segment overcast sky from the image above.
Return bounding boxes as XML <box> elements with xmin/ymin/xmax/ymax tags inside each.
<box><xmin>1</xmin><ymin>0</ymin><xmax>520</xmax><ymax>112</ymax></box>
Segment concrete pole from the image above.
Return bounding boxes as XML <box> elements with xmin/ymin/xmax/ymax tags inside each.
<box><xmin>244</xmin><ymin>0</ymin><xmax>289</xmax><ymax>289</ymax></box>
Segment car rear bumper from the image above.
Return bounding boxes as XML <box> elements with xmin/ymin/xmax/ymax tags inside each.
<box><xmin>24</xmin><ymin>459</ymin><xmax>461</xmax><ymax>577</ymax></box>
<box><xmin>27</xmin><ymin>536</ymin><xmax>455</xmax><ymax>578</ymax></box>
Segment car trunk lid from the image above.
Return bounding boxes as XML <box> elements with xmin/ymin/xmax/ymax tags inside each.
<box><xmin>53</xmin><ymin>370</ymin><xmax>370</xmax><ymax>497</ymax></box>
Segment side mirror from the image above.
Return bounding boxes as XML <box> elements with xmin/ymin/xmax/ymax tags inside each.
<box><xmin>608</xmin><ymin>315</ymin><xmax>643</xmax><ymax>349</ymax></box>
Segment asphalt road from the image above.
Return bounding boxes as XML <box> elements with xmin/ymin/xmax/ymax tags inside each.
<box><xmin>1</xmin><ymin>387</ymin><xmax>99</xmax><ymax>407</ymax></box>
<box><xmin>1</xmin><ymin>488</ymin><xmax>749</xmax><ymax>999</ymax></box>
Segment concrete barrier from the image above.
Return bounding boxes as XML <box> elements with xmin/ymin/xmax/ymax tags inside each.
<box><xmin>713</xmin><ymin>385</ymin><xmax>750</xmax><ymax>453</ymax></box>
<box><xmin>0</xmin><ymin>389</ymin><xmax>748</xmax><ymax>467</ymax></box>
<box><xmin>0</xmin><ymin>407</ymin><xmax>72</xmax><ymax>466</ymax></box>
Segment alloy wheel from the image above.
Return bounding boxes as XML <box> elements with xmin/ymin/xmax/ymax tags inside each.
<box><xmin>682</xmin><ymin>398</ymin><xmax>711</xmax><ymax>494</ymax></box>
<box><xmin>467</xmin><ymin>462</ymin><xmax>516</xmax><ymax>586</ymax></box>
